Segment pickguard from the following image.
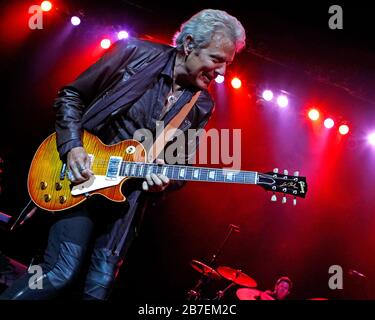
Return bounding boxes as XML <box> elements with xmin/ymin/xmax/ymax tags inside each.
<box><xmin>71</xmin><ymin>175</ymin><xmax>123</xmax><ymax>195</ymax></box>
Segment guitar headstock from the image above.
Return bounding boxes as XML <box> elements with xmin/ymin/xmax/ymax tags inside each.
<box><xmin>257</xmin><ymin>168</ymin><xmax>308</xmax><ymax>205</ymax></box>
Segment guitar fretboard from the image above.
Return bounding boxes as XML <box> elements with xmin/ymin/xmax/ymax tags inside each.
<box><xmin>119</xmin><ymin>162</ymin><xmax>258</xmax><ymax>184</ymax></box>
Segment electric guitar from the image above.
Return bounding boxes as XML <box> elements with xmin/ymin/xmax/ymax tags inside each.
<box><xmin>28</xmin><ymin>131</ymin><xmax>308</xmax><ymax>212</ymax></box>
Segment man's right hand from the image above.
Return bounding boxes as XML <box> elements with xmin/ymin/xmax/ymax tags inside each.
<box><xmin>67</xmin><ymin>147</ymin><xmax>93</xmax><ymax>183</ymax></box>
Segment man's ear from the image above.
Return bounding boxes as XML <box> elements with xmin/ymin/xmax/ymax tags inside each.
<box><xmin>184</xmin><ymin>35</ymin><xmax>195</xmax><ymax>55</ymax></box>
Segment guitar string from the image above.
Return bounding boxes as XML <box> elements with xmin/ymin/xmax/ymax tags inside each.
<box><xmin>63</xmin><ymin>159</ymin><xmax>258</xmax><ymax>182</ymax></box>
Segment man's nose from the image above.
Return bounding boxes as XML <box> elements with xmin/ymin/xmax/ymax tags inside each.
<box><xmin>215</xmin><ymin>63</ymin><xmax>227</xmax><ymax>76</ymax></box>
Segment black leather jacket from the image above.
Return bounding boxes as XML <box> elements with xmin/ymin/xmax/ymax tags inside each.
<box><xmin>53</xmin><ymin>37</ymin><xmax>214</xmax><ymax>160</ymax></box>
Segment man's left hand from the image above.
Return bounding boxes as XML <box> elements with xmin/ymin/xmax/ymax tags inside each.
<box><xmin>142</xmin><ymin>159</ymin><xmax>170</xmax><ymax>192</ymax></box>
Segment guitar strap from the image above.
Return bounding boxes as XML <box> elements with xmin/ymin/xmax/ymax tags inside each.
<box><xmin>147</xmin><ymin>91</ymin><xmax>201</xmax><ymax>163</ymax></box>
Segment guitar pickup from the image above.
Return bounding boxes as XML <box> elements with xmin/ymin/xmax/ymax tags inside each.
<box><xmin>106</xmin><ymin>156</ymin><xmax>123</xmax><ymax>180</ymax></box>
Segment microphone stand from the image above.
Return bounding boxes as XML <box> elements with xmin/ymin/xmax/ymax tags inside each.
<box><xmin>9</xmin><ymin>199</ymin><xmax>34</xmax><ymax>231</ymax></box>
<box><xmin>209</xmin><ymin>224</ymin><xmax>240</xmax><ymax>267</ymax></box>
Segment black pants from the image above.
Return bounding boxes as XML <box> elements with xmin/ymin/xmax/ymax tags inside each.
<box><xmin>0</xmin><ymin>189</ymin><xmax>144</xmax><ymax>300</ymax></box>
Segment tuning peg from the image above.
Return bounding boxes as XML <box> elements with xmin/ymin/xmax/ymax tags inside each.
<box><xmin>283</xmin><ymin>169</ymin><xmax>288</xmax><ymax>175</ymax></box>
<box><xmin>282</xmin><ymin>196</ymin><xmax>287</xmax><ymax>204</ymax></box>
<box><xmin>273</xmin><ymin>168</ymin><xmax>279</xmax><ymax>174</ymax></box>
<box><xmin>271</xmin><ymin>194</ymin><xmax>277</xmax><ymax>202</ymax></box>
<box><xmin>293</xmin><ymin>197</ymin><xmax>297</xmax><ymax>206</ymax></box>
<box><xmin>294</xmin><ymin>171</ymin><xmax>299</xmax><ymax>177</ymax></box>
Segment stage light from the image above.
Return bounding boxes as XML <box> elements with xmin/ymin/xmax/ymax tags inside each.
<box><xmin>70</xmin><ymin>16</ymin><xmax>81</xmax><ymax>26</ymax></box>
<box><xmin>215</xmin><ymin>75</ymin><xmax>224</xmax><ymax>84</ymax></box>
<box><xmin>117</xmin><ymin>31</ymin><xmax>129</xmax><ymax>40</ymax></box>
<box><xmin>276</xmin><ymin>95</ymin><xmax>288</xmax><ymax>108</ymax></box>
<box><xmin>324</xmin><ymin>118</ymin><xmax>335</xmax><ymax>129</ymax></box>
<box><xmin>368</xmin><ymin>133</ymin><xmax>375</xmax><ymax>146</ymax></box>
<box><xmin>339</xmin><ymin>124</ymin><xmax>349</xmax><ymax>135</ymax></box>
<box><xmin>231</xmin><ymin>77</ymin><xmax>242</xmax><ymax>89</ymax></box>
<box><xmin>100</xmin><ymin>39</ymin><xmax>111</xmax><ymax>49</ymax></box>
<box><xmin>41</xmin><ymin>1</ymin><xmax>52</xmax><ymax>12</ymax></box>
<box><xmin>262</xmin><ymin>90</ymin><xmax>273</xmax><ymax>101</ymax></box>
<box><xmin>308</xmin><ymin>109</ymin><xmax>320</xmax><ymax>121</ymax></box>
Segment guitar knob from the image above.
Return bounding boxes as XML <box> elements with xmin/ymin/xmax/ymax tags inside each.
<box><xmin>59</xmin><ymin>195</ymin><xmax>67</xmax><ymax>204</ymax></box>
<box><xmin>273</xmin><ymin>168</ymin><xmax>279</xmax><ymax>174</ymax></box>
<box><xmin>43</xmin><ymin>194</ymin><xmax>52</xmax><ymax>202</ymax></box>
<box><xmin>283</xmin><ymin>169</ymin><xmax>288</xmax><ymax>175</ymax></box>
<box><xmin>271</xmin><ymin>194</ymin><xmax>277</xmax><ymax>202</ymax></box>
<box><xmin>282</xmin><ymin>196</ymin><xmax>287</xmax><ymax>204</ymax></box>
<box><xmin>293</xmin><ymin>197</ymin><xmax>297</xmax><ymax>206</ymax></box>
<box><xmin>55</xmin><ymin>182</ymin><xmax>63</xmax><ymax>191</ymax></box>
<box><xmin>294</xmin><ymin>171</ymin><xmax>299</xmax><ymax>177</ymax></box>
<box><xmin>40</xmin><ymin>181</ymin><xmax>48</xmax><ymax>190</ymax></box>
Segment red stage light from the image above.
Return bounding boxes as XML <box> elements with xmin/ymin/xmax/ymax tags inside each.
<box><xmin>231</xmin><ymin>77</ymin><xmax>242</xmax><ymax>89</ymax></box>
<box><xmin>41</xmin><ymin>1</ymin><xmax>52</xmax><ymax>12</ymax></box>
<box><xmin>308</xmin><ymin>109</ymin><xmax>320</xmax><ymax>121</ymax></box>
<box><xmin>100</xmin><ymin>39</ymin><xmax>111</xmax><ymax>49</ymax></box>
<box><xmin>339</xmin><ymin>124</ymin><xmax>349</xmax><ymax>135</ymax></box>
<box><xmin>324</xmin><ymin>118</ymin><xmax>335</xmax><ymax>129</ymax></box>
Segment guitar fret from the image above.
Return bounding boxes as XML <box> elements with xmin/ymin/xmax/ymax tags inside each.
<box><xmin>125</xmin><ymin>163</ymin><xmax>130</xmax><ymax>176</ymax></box>
<box><xmin>131</xmin><ymin>164</ymin><xmax>137</xmax><ymax>176</ymax></box>
<box><xmin>149</xmin><ymin>165</ymin><xmax>156</xmax><ymax>175</ymax></box>
<box><xmin>151</xmin><ymin>165</ymin><xmax>156</xmax><ymax>175</ymax></box>
<box><xmin>201</xmin><ymin>169</ymin><xmax>208</xmax><ymax>181</ymax></box>
<box><xmin>147</xmin><ymin>165</ymin><xmax>152</xmax><ymax>176</ymax></box>
<box><xmin>186</xmin><ymin>168</ymin><xmax>193</xmax><ymax>180</ymax></box>
<box><xmin>156</xmin><ymin>165</ymin><xmax>163</xmax><ymax>175</ymax></box>
<box><xmin>244</xmin><ymin>172</ymin><xmax>255</xmax><ymax>184</ymax></box>
<box><xmin>217</xmin><ymin>170</ymin><xmax>225</xmax><ymax>182</ymax></box>
<box><xmin>173</xmin><ymin>166</ymin><xmax>179</xmax><ymax>179</ymax></box>
<box><xmin>237</xmin><ymin>172</ymin><xmax>245</xmax><ymax>183</ymax></box>
<box><xmin>139</xmin><ymin>164</ymin><xmax>145</xmax><ymax>177</ymax></box>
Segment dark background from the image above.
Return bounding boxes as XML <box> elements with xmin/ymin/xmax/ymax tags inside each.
<box><xmin>0</xmin><ymin>0</ymin><xmax>375</xmax><ymax>300</ymax></box>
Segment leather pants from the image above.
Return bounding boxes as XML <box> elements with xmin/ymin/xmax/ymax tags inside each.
<box><xmin>0</xmin><ymin>241</ymin><xmax>85</xmax><ymax>300</ymax></box>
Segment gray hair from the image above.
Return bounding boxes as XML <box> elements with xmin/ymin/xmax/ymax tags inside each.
<box><xmin>173</xmin><ymin>9</ymin><xmax>246</xmax><ymax>53</ymax></box>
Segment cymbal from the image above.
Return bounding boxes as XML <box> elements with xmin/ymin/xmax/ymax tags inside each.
<box><xmin>236</xmin><ymin>288</ymin><xmax>275</xmax><ymax>300</ymax></box>
<box><xmin>217</xmin><ymin>266</ymin><xmax>257</xmax><ymax>287</ymax></box>
<box><xmin>190</xmin><ymin>260</ymin><xmax>221</xmax><ymax>280</ymax></box>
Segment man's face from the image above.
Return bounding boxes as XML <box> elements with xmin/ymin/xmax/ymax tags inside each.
<box><xmin>184</xmin><ymin>32</ymin><xmax>236</xmax><ymax>90</ymax></box>
<box><xmin>275</xmin><ymin>281</ymin><xmax>290</xmax><ymax>300</ymax></box>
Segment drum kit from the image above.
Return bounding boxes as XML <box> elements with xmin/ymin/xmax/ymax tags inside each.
<box><xmin>187</xmin><ymin>260</ymin><xmax>328</xmax><ymax>301</ymax></box>
<box><xmin>186</xmin><ymin>224</ymin><xmax>328</xmax><ymax>300</ymax></box>
<box><xmin>188</xmin><ymin>260</ymin><xmax>266</xmax><ymax>300</ymax></box>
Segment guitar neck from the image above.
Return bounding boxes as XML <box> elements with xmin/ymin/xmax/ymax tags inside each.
<box><xmin>119</xmin><ymin>161</ymin><xmax>258</xmax><ymax>185</ymax></box>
